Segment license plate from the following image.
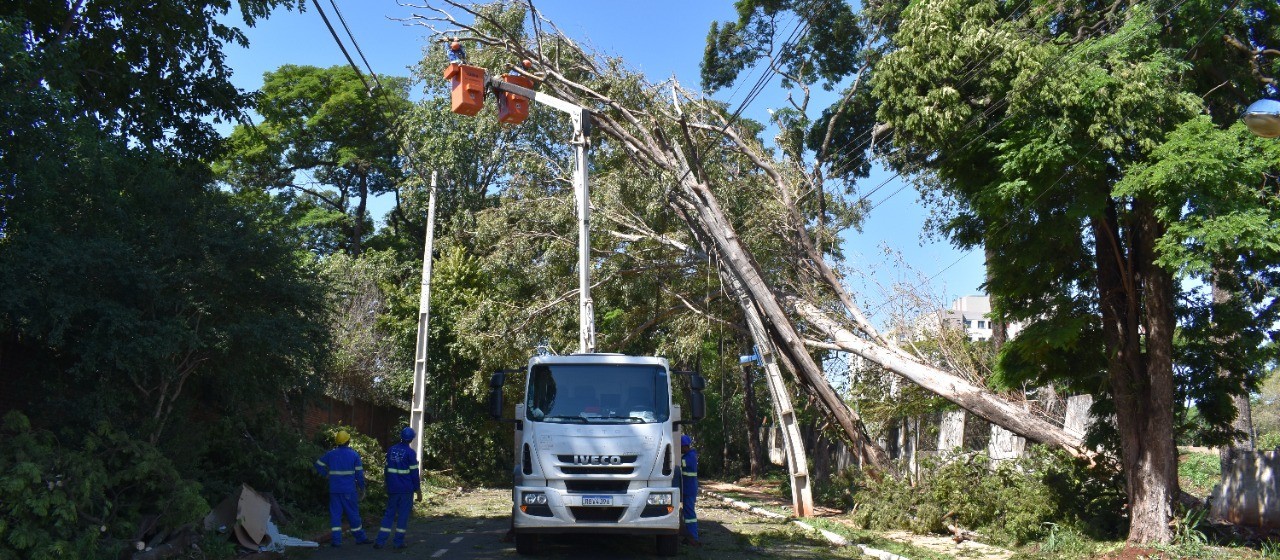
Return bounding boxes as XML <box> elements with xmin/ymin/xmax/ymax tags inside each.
<box><xmin>581</xmin><ymin>495</ymin><xmax>613</xmax><ymax>506</ymax></box>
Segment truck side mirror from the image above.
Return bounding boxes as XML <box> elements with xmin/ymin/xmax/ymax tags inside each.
<box><xmin>488</xmin><ymin>371</ymin><xmax>506</xmax><ymax>420</ymax></box>
<box><xmin>689</xmin><ymin>373</ymin><xmax>706</xmax><ymax>422</ymax></box>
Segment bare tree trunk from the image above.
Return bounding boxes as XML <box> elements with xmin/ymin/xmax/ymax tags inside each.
<box><xmin>1213</xmin><ymin>270</ymin><xmax>1256</xmax><ymax>472</ymax></box>
<box><xmin>353</xmin><ymin>172</ymin><xmax>368</xmax><ymax>256</ymax></box>
<box><xmin>1094</xmin><ymin>202</ymin><xmax>1177</xmax><ymax>544</ymax></box>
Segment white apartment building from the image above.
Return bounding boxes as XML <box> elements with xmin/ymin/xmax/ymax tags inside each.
<box><xmin>939</xmin><ymin>295</ymin><xmax>1022</xmax><ymax>342</ymax></box>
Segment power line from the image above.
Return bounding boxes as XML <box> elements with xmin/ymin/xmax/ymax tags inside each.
<box><xmin>310</xmin><ymin>0</ymin><xmax>373</xmax><ymax>93</ymax></box>
<box><xmin>327</xmin><ymin>0</ymin><xmax>385</xmax><ymax>91</ymax></box>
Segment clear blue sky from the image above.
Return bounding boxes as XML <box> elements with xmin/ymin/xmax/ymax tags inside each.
<box><xmin>221</xmin><ymin>1</ymin><xmax>987</xmax><ymax>323</ymax></box>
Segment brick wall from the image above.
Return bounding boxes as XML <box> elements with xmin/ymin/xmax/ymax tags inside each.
<box><xmin>300</xmin><ymin>395</ymin><xmax>408</xmax><ymax>447</ymax></box>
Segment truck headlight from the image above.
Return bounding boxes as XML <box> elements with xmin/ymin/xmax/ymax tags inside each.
<box><xmin>523</xmin><ymin>492</ymin><xmax>547</xmax><ymax>505</ymax></box>
<box><xmin>646</xmin><ymin>492</ymin><xmax>673</xmax><ymax>506</ymax></box>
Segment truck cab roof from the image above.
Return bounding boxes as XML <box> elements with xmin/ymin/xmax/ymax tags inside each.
<box><xmin>528</xmin><ymin>353</ymin><xmax>669</xmax><ymax>368</ymax></box>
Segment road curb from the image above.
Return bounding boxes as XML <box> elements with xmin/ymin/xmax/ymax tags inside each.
<box><xmin>701</xmin><ymin>489</ymin><xmax>910</xmax><ymax>560</ymax></box>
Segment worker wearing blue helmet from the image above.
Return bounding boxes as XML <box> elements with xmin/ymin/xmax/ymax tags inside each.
<box><xmin>374</xmin><ymin>426</ymin><xmax>423</xmax><ymax>549</ymax></box>
<box><xmin>678</xmin><ymin>433</ymin><xmax>701</xmax><ymax>546</ymax></box>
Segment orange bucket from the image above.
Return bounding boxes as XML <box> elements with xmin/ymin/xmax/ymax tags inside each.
<box><xmin>444</xmin><ymin>63</ymin><xmax>485</xmax><ymax>116</ymax></box>
<box><xmin>497</xmin><ymin>74</ymin><xmax>534</xmax><ymax>124</ymax></box>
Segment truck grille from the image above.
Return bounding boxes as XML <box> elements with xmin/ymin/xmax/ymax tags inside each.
<box><xmin>570</xmin><ymin>507</ymin><xmax>625</xmax><ymax>523</ymax></box>
<box><xmin>560</xmin><ymin>465</ymin><xmax>634</xmax><ymax>475</ymax></box>
<box><xmin>564</xmin><ymin>480</ymin><xmax>629</xmax><ymax>494</ymax></box>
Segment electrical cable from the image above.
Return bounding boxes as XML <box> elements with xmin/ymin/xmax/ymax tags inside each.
<box><xmin>310</xmin><ymin>0</ymin><xmax>373</xmax><ymax>93</ymax></box>
<box><xmin>328</xmin><ymin>0</ymin><xmax>385</xmax><ymax>91</ymax></box>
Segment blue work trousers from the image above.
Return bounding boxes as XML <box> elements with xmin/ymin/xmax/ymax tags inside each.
<box><xmin>376</xmin><ymin>493</ymin><xmax>414</xmax><ymax>547</ymax></box>
<box><xmin>329</xmin><ymin>492</ymin><xmax>369</xmax><ymax>545</ymax></box>
<box><xmin>681</xmin><ymin>493</ymin><xmax>699</xmax><ymax>541</ymax></box>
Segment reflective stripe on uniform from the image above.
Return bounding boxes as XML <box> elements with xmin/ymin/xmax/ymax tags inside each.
<box><xmin>331</xmin><ymin>527</ymin><xmax>341</xmax><ymax>531</ymax></box>
<box><xmin>684</xmin><ymin>471</ymin><xmax>697</xmax><ymax>477</ymax></box>
<box><xmin>316</xmin><ymin>460</ymin><xmax>327</xmax><ymax>466</ymax></box>
<box><xmin>351</xmin><ymin>526</ymin><xmax>362</xmax><ymax>532</ymax></box>
<box><xmin>684</xmin><ymin>518</ymin><xmax>697</xmax><ymax>523</ymax></box>
<box><xmin>396</xmin><ymin>528</ymin><xmax>407</xmax><ymax>533</ymax></box>
<box><xmin>329</xmin><ymin>470</ymin><xmax>356</xmax><ymax>475</ymax></box>
<box><xmin>355</xmin><ymin>465</ymin><xmax>363</xmax><ymax>471</ymax></box>
<box><xmin>387</xmin><ymin>467</ymin><xmax>413</xmax><ymax>474</ymax></box>
<box><xmin>379</xmin><ymin>528</ymin><xmax>392</xmax><ymax>533</ymax></box>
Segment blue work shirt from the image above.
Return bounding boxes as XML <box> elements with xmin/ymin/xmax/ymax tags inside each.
<box><xmin>315</xmin><ymin>445</ymin><xmax>366</xmax><ymax>493</ymax></box>
<box><xmin>384</xmin><ymin>442</ymin><xmax>421</xmax><ymax>494</ymax></box>
<box><xmin>680</xmin><ymin>448</ymin><xmax>698</xmax><ymax>496</ymax></box>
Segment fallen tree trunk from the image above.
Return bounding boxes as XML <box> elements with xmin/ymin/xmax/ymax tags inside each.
<box><xmin>793</xmin><ymin>298</ymin><xmax>1086</xmax><ymax>453</ymax></box>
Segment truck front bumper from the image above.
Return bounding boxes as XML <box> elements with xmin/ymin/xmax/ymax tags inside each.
<box><xmin>511</xmin><ymin>486</ymin><xmax>679</xmax><ymax>534</ymax></box>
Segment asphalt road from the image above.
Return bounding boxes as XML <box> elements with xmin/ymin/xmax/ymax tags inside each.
<box><xmin>290</xmin><ymin>488</ymin><xmax>867</xmax><ymax>559</ymax></box>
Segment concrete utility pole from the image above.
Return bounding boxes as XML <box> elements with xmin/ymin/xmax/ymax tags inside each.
<box><xmin>410</xmin><ymin>171</ymin><xmax>438</xmax><ymax>464</ymax></box>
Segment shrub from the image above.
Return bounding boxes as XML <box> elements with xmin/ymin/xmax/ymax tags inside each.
<box><xmin>191</xmin><ymin>415</ymin><xmax>327</xmax><ymax>513</ymax></box>
<box><xmin>849</xmin><ymin>447</ymin><xmax>1125</xmax><ymax>546</ymax></box>
<box><xmin>0</xmin><ymin>411</ymin><xmax>207</xmax><ymax>560</ymax></box>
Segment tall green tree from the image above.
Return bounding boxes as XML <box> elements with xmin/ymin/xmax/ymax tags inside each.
<box><xmin>872</xmin><ymin>0</ymin><xmax>1279</xmax><ymax>543</ymax></box>
<box><xmin>1</xmin><ymin>0</ymin><xmax>329</xmax><ymax>528</ymax></box>
<box><xmin>217</xmin><ymin>64</ymin><xmax>412</xmax><ymax>256</ymax></box>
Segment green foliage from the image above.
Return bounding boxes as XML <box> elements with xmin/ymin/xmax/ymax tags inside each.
<box><xmin>1254</xmin><ymin>369</ymin><xmax>1280</xmax><ymax>450</ymax></box>
<box><xmin>1033</xmin><ymin>523</ymin><xmax>1102</xmax><ymax>558</ymax></box>
<box><xmin>317</xmin><ymin>250</ymin><xmax>413</xmax><ymax>403</ymax></box>
<box><xmin>216</xmin><ymin>64</ymin><xmax>412</xmax><ymax>255</ymax></box>
<box><xmin>0</xmin><ymin>0</ymin><xmax>302</xmax><ymax>159</ymax></box>
<box><xmin>849</xmin><ymin>448</ymin><xmax>1125</xmax><ymax>546</ymax></box>
<box><xmin>1178</xmin><ymin>451</ymin><xmax>1221</xmax><ymax>499</ymax></box>
<box><xmin>1166</xmin><ymin>506</ymin><xmax>1211</xmax><ymax>558</ymax></box>
<box><xmin>0</xmin><ymin>412</ymin><xmax>207</xmax><ymax>560</ymax></box>
<box><xmin>189</xmin><ymin>415</ymin><xmax>328</xmax><ymax>512</ymax></box>
<box><xmin>0</xmin><ymin>129</ymin><xmax>329</xmax><ymax>442</ymax></box>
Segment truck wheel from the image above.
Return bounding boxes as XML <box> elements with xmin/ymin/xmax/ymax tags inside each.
<box><xmin>515</xmin><ymin>532</ymin><xmax>538</xmax><ymax>555</ymax></box>
<box><xmin>656</xmin><ymin>534</ymin><xmax>678</xmax><ymax>556</ymax></box>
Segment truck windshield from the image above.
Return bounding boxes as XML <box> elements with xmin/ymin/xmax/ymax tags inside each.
<box><xmin>526</xmin><ymin>363</ymin><xmax>670</xmax><ymax>424</ymax></box>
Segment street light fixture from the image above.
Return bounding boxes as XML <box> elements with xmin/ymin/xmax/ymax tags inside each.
<box><xmin>1243</xmin><ymin>98</ymin><xmax>1280</xmax><ymax>138</ymax></box>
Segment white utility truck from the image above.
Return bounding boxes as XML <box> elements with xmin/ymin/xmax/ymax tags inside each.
<box><xmin>488</xmin><ymin>353</ymin><xmax>705</xmax><ymax>556</ymax></box>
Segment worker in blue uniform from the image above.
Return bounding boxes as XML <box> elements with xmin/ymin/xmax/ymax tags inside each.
<box><xmin>314</xmin><ymin>430</ymin><xmax>371</xmax><ymax>547</ymax></box>
<box><xmin>375</xmin><ymin>426</ymin><xmax>423</xmax><ymax>549</ymax></box>
<box><xmin>678</xmin><ymin>433</ymin><xmax>701</xmax><ymax>546</ymax></box>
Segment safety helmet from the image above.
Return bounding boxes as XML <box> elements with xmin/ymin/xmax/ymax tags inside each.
<box><xmin>334</xmin><ymin>430</ymin><xmax>351</xmax><ymax>446</ymax></box>
<box><xmin>400</xmin><ymin>426</ymin><xmax>415</xmax><ymax>442</ymax></box>
<box><xmin>680</xmin><ymin>434</ymin><xmax>692</xmax><ymax>447</ymax></box>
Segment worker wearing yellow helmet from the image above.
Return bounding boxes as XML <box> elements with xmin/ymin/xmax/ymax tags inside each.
<box><xmin>314</xmin><ymin>430</ymin><xmax>372</xmax><ymax>547</ymax></box>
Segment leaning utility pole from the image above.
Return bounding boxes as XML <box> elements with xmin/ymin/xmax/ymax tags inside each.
<box><xmin>410</xmin><ymin>171</ymin><xmax>439</xmax><ymax>464</ymax></box>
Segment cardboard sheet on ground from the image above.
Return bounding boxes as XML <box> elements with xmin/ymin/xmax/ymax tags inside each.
<box><xmin>204</xmin><ymin>483</ymin><xmax>272</xmax><ymax>549</ymax></box>
<box><xmin>204</xmin><ymin>484</ymin><xmax>317</xmax><ymax>550</ymax></box>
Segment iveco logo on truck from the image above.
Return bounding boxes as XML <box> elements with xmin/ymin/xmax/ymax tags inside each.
<box><xmin>573</xmin><ymin>455</ymin><xmax>622</xmax><ymax>465</ymax></box>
